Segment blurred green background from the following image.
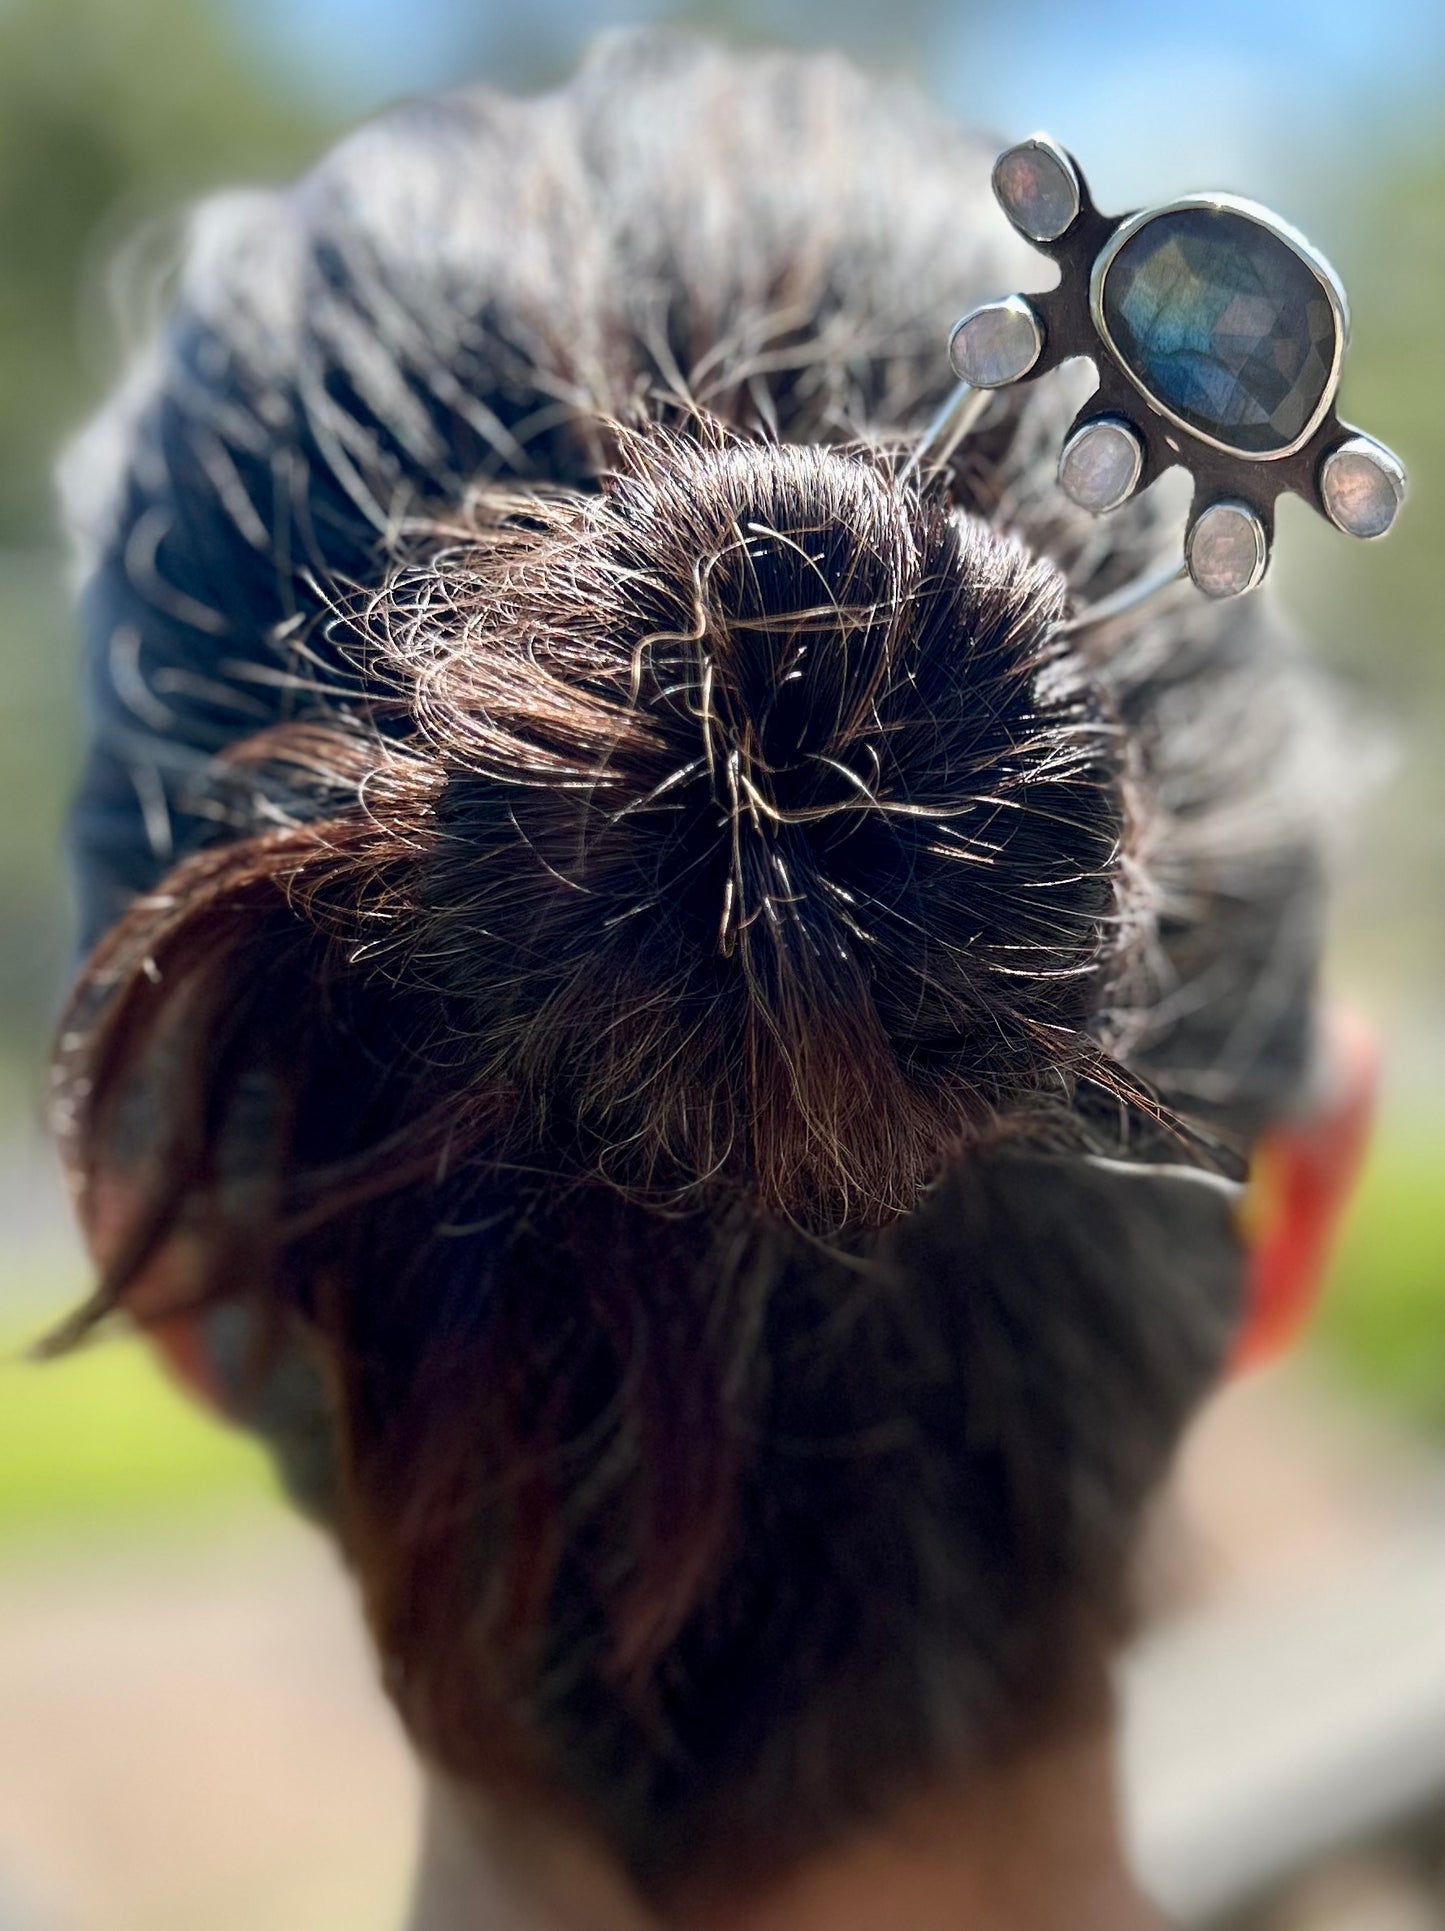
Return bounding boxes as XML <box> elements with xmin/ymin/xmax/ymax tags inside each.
<box><xmin>0</xmin><ymin>0</ymin><xmax>1441</xmax><ymax>1564</ymax></box>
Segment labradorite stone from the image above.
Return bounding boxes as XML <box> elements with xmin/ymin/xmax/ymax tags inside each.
<box><xmin>1100</xmin><ymin>207</ymin><xmax>1338</xmax><ymax>454</ymax></box>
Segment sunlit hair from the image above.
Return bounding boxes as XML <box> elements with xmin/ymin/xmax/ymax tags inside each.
<box><xmin>57</xmin><ymin>32</ymin><xmax>1327</xmax><ymax>1906</ymax></box>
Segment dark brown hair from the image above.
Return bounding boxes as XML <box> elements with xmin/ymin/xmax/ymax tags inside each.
<box><xmin>57</xmin><ymin>33</ymin><xmax>1326</xmax><ymax>1905</ymax></box>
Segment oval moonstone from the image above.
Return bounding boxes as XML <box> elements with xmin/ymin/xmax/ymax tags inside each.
<box><xmin>1099</xmin><ymin>207</ymin><xmax>1339</xmax><ymax>455</ymax></box>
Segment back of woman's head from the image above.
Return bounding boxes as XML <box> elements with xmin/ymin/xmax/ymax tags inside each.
<box><xmin>58</xmin><ymin>32</ymin><xmax>1327</xmax><ymax>1906</ymax></box>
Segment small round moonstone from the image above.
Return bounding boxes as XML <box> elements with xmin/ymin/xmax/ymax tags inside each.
<box><xmin>949</xmin><ymin>296</ymin><xmax>1044</xmax><ymax>389</ymax></box>
<box><xmin>1058</xmin><ymin>417</ymin><xmax>1144</xmax><ymax>514</ymax></box>
<box><xmin>992</xmin><ymin>138</ymin><xmax>1081</xmax><ymax>244</ymax></box>
<box><xmin>1186</xmin><ymin>500</ymin><xmax>1268</xmax><ymax>598</ymax></box>
<box><xmin>1320</xmin><ymin>435</ymin><xmax>1406</xmax><ymax>539</ymax></box>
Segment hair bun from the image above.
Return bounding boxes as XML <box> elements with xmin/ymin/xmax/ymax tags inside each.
<box><xmin>365</xmin><ymin>426</ymin><xmax>1135</xmax><ymax>1228</ymax></box>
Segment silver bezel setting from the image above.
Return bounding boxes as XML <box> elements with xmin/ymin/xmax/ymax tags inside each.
<box><xmin>1088</xmin><ymin>193</ymin><xmax>1351</xmax><ymax>464</ymax></box>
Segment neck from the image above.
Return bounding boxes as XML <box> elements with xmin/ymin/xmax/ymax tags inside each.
<box><xmin>406</xmin><ymin>1730</ymin><xmax>1165</xmax><ymax>1931</ymax></box>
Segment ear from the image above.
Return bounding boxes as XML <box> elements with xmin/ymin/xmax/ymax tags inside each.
<box><xmin>1231</xmin><ymin>1005</ymin><xmax>1379</xmax><ymax>1373</ymax></box>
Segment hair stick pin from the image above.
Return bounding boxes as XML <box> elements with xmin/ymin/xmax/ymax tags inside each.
<box><xmin>923</xmin><ymin>134</ymin><xmax>1405</xmax><ymax>614</ymax></box>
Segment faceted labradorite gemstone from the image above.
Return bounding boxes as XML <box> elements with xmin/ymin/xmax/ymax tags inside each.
<box><xmin>1099</xmin><ymin>207</ymin><xmax>1340</xmax><ymax>454</ymax></box>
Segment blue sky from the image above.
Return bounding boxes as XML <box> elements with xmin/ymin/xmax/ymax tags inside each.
<box><xmin>228</xmin><ymin>0</ymin><xmax>1443</xmax><ymax>216</ymax></box>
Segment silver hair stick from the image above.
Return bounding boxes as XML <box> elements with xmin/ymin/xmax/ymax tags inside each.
<box><xmin>922</xmin><ymin>134</ymin><xmax>1406</xmax><ymax>612</ymax></box>
<box><xmin>1053</xmin><ymin>558</ymin><xmax>1189</xmax><ymax>638</ymax></box>
<box><xmin>1080</xmin><ymin>1154</ymin><xmax>1246</xmax><ymax>1204</ymax></box>
<box><xmin>897</xmin><ymin>380</ymin><xmax>991</xmax><ymax>487</ymax></box>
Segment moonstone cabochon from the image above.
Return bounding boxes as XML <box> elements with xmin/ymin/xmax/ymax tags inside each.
<box><xmin>1097</xmin><ymin>206</ymin><xmax>1341</xmax><ymax>456</ymax></box>
<box><xmin>1186</xmin><ymin>500</ymin><xmax>1268</xmax><ymax>598</ymax></box>
<box><xmin>993</xmin><ymin>139</ymin><xmax>1080</xmax><ymax>243</ymax></box>
<box><xmin>1058</xmin><ymin>417</ymin><xmax>1143</xmax><ymax>513</ymax></box>
<box><xmin>1320</xmin><ymin>436</ymin><xmax>1406</xmax><ymax>538</ymax></box>
<box><xmin>949</xmin><ymin>297</ymin><xmax>1044</xmax><ymax>389</ymax></box>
